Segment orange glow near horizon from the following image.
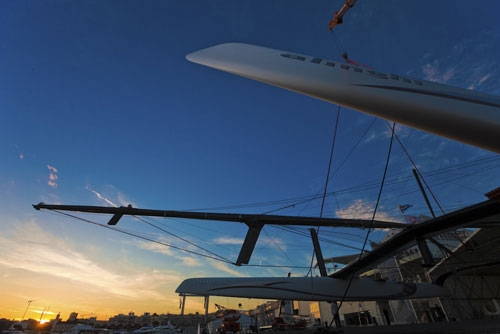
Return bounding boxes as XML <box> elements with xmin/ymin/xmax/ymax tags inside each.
<box><xmin>0</xmin><ymin>220</ymin><xmax>273</xmax><ymax>322</ymax></box>
<box><xmin>0</xmin><ymin>294</ymin><xmax>268</xmax><ymax>323</ymax></box>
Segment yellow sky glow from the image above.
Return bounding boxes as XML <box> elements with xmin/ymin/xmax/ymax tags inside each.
<box><xmin>0</xmin><ymin>220</ymin><xmax>272</xmax><ymax>322</ymax></box>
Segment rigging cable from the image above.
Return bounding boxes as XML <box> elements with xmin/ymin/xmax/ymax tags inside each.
<box><xmin>268</xmin><ymin>117</ymin><xmax>377</xmax><ymax>220</ymax></box>
<box><xmin>330</xmin><ymin>118</ymin><xmax>377</xmax><ymax>180</ymax></box>
<box><xmin>385</xmin><ymin>120</ymin><xmax>446</xmax><ymax>215</ymax></box>
<box><xmin>262</xmin><ymin>227</ymin><xmax>298</xmax><ymax>267</ymax></box>
<box><xmin>307</xmin><ymin>105</ymin><xmax>341</xmax><ymax>276</ymax></box>
<box><xmin>152</xmin><ymin>218</ymin><xmax>235</xmax><ymax>252</ymax></box>
<box><xmin>246</xmin><ymin>137</ymin><xmax>496</xmax><ymax>264</ymax></box>
<box><xmin>329</xmin><ymin>30</ymin><xmax>347</xmax><ymax>56</ymax></box>
<box><xmin>46</xmin><ymin>209</ymin><xmax>235</xmax><ymax>265</ymax></box>
<box><xmin>383</xmin><ymin>121</ymin><xmax>468</xmax><ymax>250</ymax></box>
<box><xmin>133</xmin><ymin>215</ymin><xmax>231</xmax><ymax>263</ymax></box>
<box><xmin>45</xmin><ymin>206</ymin><xmax>314</xmax><ymax>270</ymax></box>
<box><xmin>272</xmin><ymin>225</ymin><xmax>374</xmax><ymax>253</ymax></box>
<box><xmin>330</xmin><ymin>122</ymin><xmax>396</xmax><ymax>328</ymax></box>
<box><xmin>66</xmin><ymin>208</ymin><xmax>319</xmax><ymax>269</ymax></box>
<box><xmin>182</xmin><ymin>154</ymin><xmax>499</xmax><ymax>213</ymax></box>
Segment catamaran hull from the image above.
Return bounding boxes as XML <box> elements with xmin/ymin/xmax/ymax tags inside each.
<box><xmin>186</xmin><ymin>43</ymin><xmax>500</xmax><ymax>153</ymax></box>
<box><xmin>175</xmin><ymin>277</ymin><xmax>449</xmax><ymax>301</ymax></box>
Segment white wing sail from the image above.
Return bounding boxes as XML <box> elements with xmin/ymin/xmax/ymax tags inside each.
<box><xmin>186</xmin><ymin>43</ymin><xmax>500</xmax><ymax>153</ymax></box>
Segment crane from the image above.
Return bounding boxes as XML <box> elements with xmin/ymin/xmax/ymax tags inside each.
<box><xmin>328</xmin><ymin>0</ymin><xmax>357</xmax><ymax>30</ymax></box>
<box><xmin>21</xmin><ymin>300</ymin><xmax>35</xmax><ymax>321</ymax></box>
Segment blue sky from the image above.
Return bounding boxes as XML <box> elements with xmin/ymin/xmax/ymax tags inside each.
<box><xmin>1</xmin><ymin>0</ymin><xmax>500</xmax><ymax>319</ymax></box>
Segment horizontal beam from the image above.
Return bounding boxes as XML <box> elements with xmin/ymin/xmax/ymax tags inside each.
<box><xmin>32</xmin><ymin>203</ymin><xmax>407</xmax><ymax>229</ymax></box>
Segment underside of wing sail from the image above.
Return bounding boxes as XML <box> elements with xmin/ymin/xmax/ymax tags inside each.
<box><xmin>186</xmin><ymin>43</ymin><xmax>500</xmax><ymax>153</ymax></box>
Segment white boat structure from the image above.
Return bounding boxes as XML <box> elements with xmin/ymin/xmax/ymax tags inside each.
<box><xmin>172</xmin><ymin>43</ymin><xmax>500</xmax><ymax>303</ymax></box>
<box><xmin>186</xmin><ymin>43</ymin><xmax>500</xmax><ymax>153</ymax></box>
<box><xmin>175</xmin><ymin>276</ymin><xmax>448</xmax><ymax>301</ymax></box>
<box><xmin>32</xmin><ymin>39</ymin><xmax>500</xmax><ymax>326</ymax></box>
<box><xmin>133</xmin><ymin>322</ymin><xmax>179</xmax><ymax>334</ymax></box>
<box><xmin>152</xmin><ymin>322</ymin><xmax>180</xmax><ymax>334</ymax></box>
<box><xmin>66</xmin><ymin>324</ymin><xmax>108</xmax><ymax>334</ymax></box>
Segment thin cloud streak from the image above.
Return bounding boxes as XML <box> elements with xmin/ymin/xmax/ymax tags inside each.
<box><xmin>213</xmin><ymin>236</ymin><xmax>287</xmax><ymax>251</ymax></box>
<box><xmin>0</xmin><ymin>221</ymin><xmax>181</xmax><ymax>299</ymax></box>
<box><xmin>134</xmin><ymin>239</ymin><xmax>205</xmax><ymax>267</ymax></box>
<box><xmin>86</xmin><ymin>186</ymin><xmax>118</xmax><ymax>207</ymax></box>
<box><xmin>212</xmin><ymin>262</ymin><xmax>245</xmax><ymax>277</ymax></box>
<box><xmin>212</xmin><ymin>237</ymin><xmax>244</xmax><ymax>245</ymax></box>
<box><xmin>117</xmin><ymin>191</ymin><xmax>135</xmax><ymax>207</ymax></box>
<box><xmin>86</xmin><ymin>185</ymin><xmax>137</xmax><ymax>208</ymax></box>
<box><xmin>414</xmin><ymin>29</ymin><xmax>500</xmax><ymax>94</ymax></box>
<box><xmin>178</xmin><ymin>256</ymin><xmax>202</xmax><ymax>267</ymax></box>
<box><xmin>135</xmin><ymin>239</ymin><xmax>174</xmax><ymax>256</ymax></box>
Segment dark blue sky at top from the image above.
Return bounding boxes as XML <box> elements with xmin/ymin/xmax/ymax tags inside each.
<box><xmin>1</xmin><ymin>0</ymin><xmax>500</xmax><ymax>273</ymax></box>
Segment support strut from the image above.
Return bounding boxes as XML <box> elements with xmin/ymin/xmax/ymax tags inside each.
<box><xmin>310</xmin><ymin>228</ymin><xmax>328</xmax><ymax>277</ymax></box>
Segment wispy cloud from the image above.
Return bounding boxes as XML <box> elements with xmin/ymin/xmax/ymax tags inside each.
<box><xmin>260</xmin><ymin>236</ymin><xmax>288</xmax><ymax>252</ymax></box>
<box><xmin>212</xmin><ymin>237</ymin><xmax>244</xmax><ymax>245</ymax></box>
<box><xmin>212</xmin><ymin>235</ymin><xmax>287</xmax><ymax>252</ymax></box>
<box><xmin>117</xmin><ymin>191</ymin><xmax>135</xmax><ymax>207</ymax></box>
<box><xmin>135</xmin><ymin>239</ymin><xmax>173</xmax><ymax>256</ymax></box>
<box><xmin>47</xmin><ymin>165</ymin><xmax>59</xmax><ymax>188</ymax></box>
<box><xmin>212</xmin><ymin>261</ymin><xmax>245</xmax><ymax>277</ymax></box>
<box><xmin>86</xmin><ymin>185</ymin><xmax>137</xmax><ymax>208</ymax></box>
<box><xmin>414</xmin><ymin>29</ymin><xmax>500</xmax><ymax>94</ymax></box>
<box><xmin>134</xmin><ymin>239</ymin><xmax>204</xmax><ymax>267</ymax></box>
<box><xmin>133</xmin><ymin>237</ymin><xmax>246</xmax><ymax>274</ymax></box>
<box><xmin>363</xmin><ymin>122</ymin><xmax>410</xmax><ymax>144</ymax></box>
<box><xmin>86</xmin><ymin>186</ymin><xmax>118</xmax><ymax>207</ymax></box>
<box><xmin>47</xmin><ymin>165</ymin><xmax>58</xmax><ymax>173</ymax></box>
<box><xmin>421</xmin><ymin>60</ymin><xmax>456</xmax><ymax>83</ymax></box>
<box><xmin>0</xmin><ymin>221</ymin><xmax>181</xmax><ymax>299</ymax></box>
<box><xmin>468</xmin><ymin>73</ymin><xmax>491</xmax><ymax>90</ymax></box>
<box><xmin>178</xmin><ymin>256</ymin><xmax>202</xmax><ymax>267</ymax></box>
<box><xmin>336</xmin><ymin>199</ymin><xmax>400</xmax><ymax>223</ymax></box>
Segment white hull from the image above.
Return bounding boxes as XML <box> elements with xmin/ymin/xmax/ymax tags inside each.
<box><xmin>175</xmin><ymin>277</ymin><xmax>449</xmax><ymax>301</ymax></box>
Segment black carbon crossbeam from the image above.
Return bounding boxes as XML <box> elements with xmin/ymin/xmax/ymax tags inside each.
<box><xmin>33</xmin><ymin>203</ymin><xmax>406</xmax><ymax>229</ymax></box>
<box><xmin>33</xmin><ymin>202</ymin><xmax>409</xmax><ymax>265</ymax></box>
